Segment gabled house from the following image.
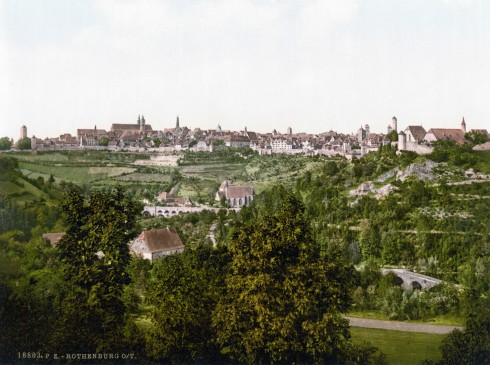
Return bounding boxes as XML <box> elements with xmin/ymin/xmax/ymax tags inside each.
<box><xmin>130</xmin><ymin>228</ymin><xmax>184</xmax><ymax>261</ymax></box>
<box><xmin>156</xmin><ymin>192</ymin><xmax>193</xmax><ymax>207</ymax></box>
<box><xmin>224</xmin><ymin>135</ymin><xmax>251</xmax><ymax>148</ymax></box>
<box><xmin>404</xmin><ymin>126</ymin><xmax>427</xmax><ymax>143</ymax></box>
<box><xmin>425</xmin><ymin>128</ymin><xmax>466</xmax><ymax>145</ymax></box>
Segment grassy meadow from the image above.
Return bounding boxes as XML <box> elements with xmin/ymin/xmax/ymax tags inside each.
<box><xmin>350</xmin><ymin>327</ymin><xmax>445</xmax><ymax>364</ymax></box>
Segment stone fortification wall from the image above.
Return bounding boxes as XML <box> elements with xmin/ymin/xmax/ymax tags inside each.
<box><xmin>396</xmin><ymin>141</ymin><xmax>433</xmax><ymax>155</ymax></box>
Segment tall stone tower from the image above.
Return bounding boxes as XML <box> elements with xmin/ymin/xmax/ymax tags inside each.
<box><xmin>364</xmin><ymin>124</ymin><xmax>370</xmax><ymax>135</ymax></box>
<box><xmin>391</xmin><ymin>116</ymin><xmax>398</xmax><ymax>133</ymax></box>
<box><xmin>20</xmin><ymin>125</ymin><xmax>27</xmax><ymax>139</ymax></box>
<box><xmin>140</xmin><ymin>115</ymin><xmax>146</xmax><ymax>132</ymax></box>
<box><xmin>176</xmin><ymin>116</ymin><xmax>180</xmax><ymax>129</ymax></box>
<box><xmin>287</xmin><ymin>126</ymin><xmax>292</xmax><ymax>135</ymax></box>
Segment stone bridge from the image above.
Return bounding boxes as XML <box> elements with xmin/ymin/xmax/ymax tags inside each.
<box><xmin>382</xmin><ymin>269</ymin><xmax>442</xmax><ymax>290</ymax></box>
<box><xmin>143</xmin><ymin>205</ymin><xmax>239</xmax><ymax>217</ymax></box>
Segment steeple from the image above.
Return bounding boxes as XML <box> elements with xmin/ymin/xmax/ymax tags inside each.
<box><xmin>137</xmin><ymin>115</ymin><xmax>141</xmax><ymax>126</ymax></box>
<box><xmin>176</xmin><ymin>116</ymin><xmax>180</xmax><ymax>129</ymax></box>
<box><xmin>461</xmin><ymin>117</ymin><xmax>466</xmax><ymax>133</ymax></box>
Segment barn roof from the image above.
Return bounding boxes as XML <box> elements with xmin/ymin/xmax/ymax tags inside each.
<box><xmin>136</xmin><ymin>228</ymin><xmax>184</xmax><ymax>253</ymax></box>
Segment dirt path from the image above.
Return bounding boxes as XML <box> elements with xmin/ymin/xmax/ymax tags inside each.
<box><xmin>346</xmin><ymin>317</ymin><xmax>464</xmax><ymax>334</ymax></box>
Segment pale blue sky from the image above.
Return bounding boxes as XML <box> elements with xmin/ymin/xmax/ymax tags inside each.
<box><xmin>1</xmin><ymin>0</ymin><xmax>489</xmax><ymax>139</ymax></box>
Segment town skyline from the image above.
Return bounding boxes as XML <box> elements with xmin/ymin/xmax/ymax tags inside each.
<box><xmin>2</xmin><ymin>0</ymin><xmax>490</xmax><ymax>140</ymax></box>
<box><xmin>4</xmin><ymin>113</ymin><xmax>479</xmax><ymax>142</ymax></box>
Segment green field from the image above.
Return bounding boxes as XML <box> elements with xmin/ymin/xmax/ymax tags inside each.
<box><xmin>350</xmin><ymin>327</ymin><xmax>445</xmax><ymax>365</ymax></box>
<box><xmin>19</xmin><ymin>162</ymin><xmax>135</xmax><ymax>183</ymax></box>
<box><xmin>180</xmin><ymin>163</ymin><xmax>246</xmax><ymax>181</ymax></box>
<box><xmin>11</xmin><ymin>150</ymin><xmax>321</xmax><ymax>201</ymax></box>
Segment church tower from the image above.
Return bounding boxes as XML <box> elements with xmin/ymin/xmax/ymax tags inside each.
<box><xmin>461</xmin><ymin>117</ymin><xmax>466</xmax><ymax>133</ymax></box>
<box><xmin>140</xmin><ymin>115</ymin><xmax>146</xmax><ymax>132</ymax></box>
<box><xmin>176</xmin><ymin>116</ymin><xmax>180</xmax><ymax>129</ymax></box>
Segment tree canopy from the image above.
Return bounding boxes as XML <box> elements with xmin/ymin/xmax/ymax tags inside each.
<box><xmin>55</xmin><ymin>187</ymin><xmax>141</xmax><ymax>352</ymax></box>
<box><xmin>213</xmin><ymin>187</ymin><xmax>358</xmax><ymax>364</ymax></box>
<box><xmin>17</xmin><ymin>137</ymin><xmax>32</xmax><ymax>150</ymax></box>
<box><xmin>0</xmin><ymin>136</ymin><xmax>12</xmax><ymax>150</ymax></box>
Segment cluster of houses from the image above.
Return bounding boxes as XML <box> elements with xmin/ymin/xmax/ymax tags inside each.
<box><xmin>19</xmin><ymin>115</ymin><xmax>488</xmax><ymax>156</ymax></box>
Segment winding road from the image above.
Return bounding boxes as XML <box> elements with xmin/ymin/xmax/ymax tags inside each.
<box><xmin>347</xmin><ymin>317</ymin><xmax>464</xmax><ymax>334</ymax></box>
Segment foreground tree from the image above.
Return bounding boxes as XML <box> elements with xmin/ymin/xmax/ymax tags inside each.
<box><xmin>54</xmin><ymin>188</ymin><xmax>141</xmax><ymax>352</ymax></box>
<box><xmin>213</xmin><ymin>187</ymin><xmax>359</xmax><ymax>364</ymax></box>
<box><xmin>430</xmin><ymin>296</ymin><xmax>490</xmax><ymax>365</ymax></box>
<box><xmin>146</xmin><ymin>244</ymin><xmax>230</xmax><ymax>363</ymax></box>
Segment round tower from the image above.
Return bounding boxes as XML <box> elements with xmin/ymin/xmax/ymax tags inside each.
<box><xmin>398</xmin><ymin>130</ymin><xmax>406</xmax><ymax>151</ymax></box>
<box><xmin>20</xmin><ymin>125</ymin><xmax>27</xmax><ymax>139</ymax></box>
<box><xmin>391</xmin><ymin>116</ymin><xmax>398</xmax><ymax>133</ymax></box>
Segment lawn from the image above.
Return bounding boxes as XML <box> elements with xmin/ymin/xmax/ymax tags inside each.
<box><xmin>350</xmin><ymin>327</ymin><xmax>445</xmax><ymax>365</ymax></box>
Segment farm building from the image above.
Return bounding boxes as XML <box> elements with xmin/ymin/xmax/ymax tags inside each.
<box><xmin>130</xmin><ymin>227</ymin><xmax>184</xmax><ymax>261</ymax></box>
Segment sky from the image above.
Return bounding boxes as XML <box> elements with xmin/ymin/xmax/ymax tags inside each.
<box><xmin>1</xmin><ymin>0</ymin><xmax>489</xmax><ymax>140</ymax></box>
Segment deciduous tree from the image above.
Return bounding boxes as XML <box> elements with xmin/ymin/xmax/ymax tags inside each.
<box><xmin>54</xmin><ymin>187</ymin><xmax>141</xmax><ymax>352</ymax></box>
<box><xmin>213</xmin><ymin>187</ymin><xmax>358</xmax><ymax>364</ymax></box>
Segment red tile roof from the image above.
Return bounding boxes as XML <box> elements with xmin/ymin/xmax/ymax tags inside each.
<box><xmin>427</xmin><ymin>128</ymin><xmax>466</xmax><ymax>144</ymax></box>
<box><xmin>138</xmin><ymin>228</ymin><xmax>184</xmax><ymax>253</ymax></box>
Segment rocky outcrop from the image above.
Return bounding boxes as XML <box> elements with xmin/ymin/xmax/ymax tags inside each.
<box><xmin>396</xmin><ymin>160</ymin><xmax>440</xmax><ymax>181</ymax></box>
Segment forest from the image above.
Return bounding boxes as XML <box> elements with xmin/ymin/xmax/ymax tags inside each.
<box><xmin>0</xmin><ymin>140</ymin><xmax>489</xmax><ymax>364</ymax></box>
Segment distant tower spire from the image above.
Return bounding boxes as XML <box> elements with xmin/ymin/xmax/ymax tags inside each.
<box><xmin>176</xmin><ymin>116</ymin><xmax>180</xmax><ymax>129</ymax></box>
<box><xmin>137</xmin><ymin>115</ymin><xmax>141</xmax><ymax>126</ymax></box>
<box><xmin>140</xmin><ymin>115</ymin><xmax>145</xmax><ymax>132</ymax></box>
<box><xmin>461</xmin><ymin>117</ymin><xmax>466</xmax><ymax>133</ymax></box>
